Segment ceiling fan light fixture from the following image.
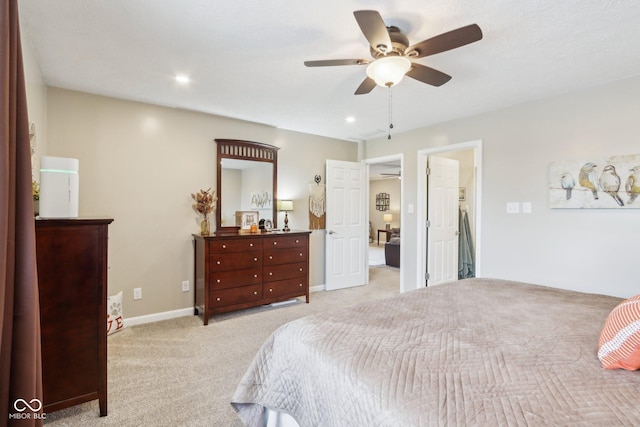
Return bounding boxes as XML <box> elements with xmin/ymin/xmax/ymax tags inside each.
<box><xmin>366</xmin><ymin>56</ymin><xmax>411</xmax><ymax>87</ymax></box>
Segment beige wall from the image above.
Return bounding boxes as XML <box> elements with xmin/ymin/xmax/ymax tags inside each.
<box><xmin>21</xmin><ymin>27</ymin><xmax>47</xmax><ymax>179</ymax></box>
<box><xmin>369</xmin><ymin>179</ymin><xmax>401</xmax><ymax>235</ymax></box>
<box><xmin>365</xmin><ymin>75</ymin><xmax>640</xmax><ymax>298</ymax></box>
<box><xmin>44</xmin><ymin>88</ymin><xmax>357</xmax><ymax>318</ymax></box>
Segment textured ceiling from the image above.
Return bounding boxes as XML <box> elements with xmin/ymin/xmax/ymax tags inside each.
<box><xmin>18</xmin><ymin>0</ymin><xmax>640</xmax><ymax>142</ymax></box>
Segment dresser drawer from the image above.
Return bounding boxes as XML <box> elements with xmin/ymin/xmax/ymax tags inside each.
<box><xmin>263</xmin><ymin>234</ymin><xmax>308</xmax><ymax>249</ymax></box>
<box><xmin>264</xmin><ymin>246</ymin><xmax>308</xmax><ymax>266</ymax></box>
<box><xmin>208</xmin><ymin>238</ymin><xmax>262</xmax><ymax>253</ymax></box>
<box><xmin>264</xmin><ymin>261</ymin><xmax>307</xmax><ymax>282</ymax></box>
<box><xmin>209</xmin><ymin>267</ymin><xmax>261</xmax><ymax>290</ymax></box>
<box><xmin>209</xmin><ymin>284</ymin><xmax>262</xmax><ymax>308</ymax></box>
<box><xmin>263</xmin><ymin>278</ymin><xmax>308</xmax><ymax>299</ymax></box>
<box><xmin>209</xmin><ymin>252</ymin><xmax>262</xmax><ymax>272</ymax></box>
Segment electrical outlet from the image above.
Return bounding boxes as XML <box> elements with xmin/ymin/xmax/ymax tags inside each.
<box><xmin>133</xmin><ymin>288</ymin><xmax>142</xmax><ymax>300</ymax></box>
<box><xmin>506</xmin><ymin>202</ymin><xmax>520</xmax><ymax>214</ymax></box>
<box><xmin>181</xmin><ymin>280</ymin><xmax>190</xmax><ymax>292</ymax></box>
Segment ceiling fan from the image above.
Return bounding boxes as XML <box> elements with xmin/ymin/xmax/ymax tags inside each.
<box><xmin>304</xmin><ymin>10</ymin><xmax>483</xmax><ymax>95</ymax></box>
<box><xmin>380</xmin><ymin>171</ymin><xmax>401</xmax><ymax>179</ymax></box>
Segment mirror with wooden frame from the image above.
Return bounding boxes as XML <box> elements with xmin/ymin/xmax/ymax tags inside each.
<box><xmin>215</xmin><ymin>139</ymin><xmax>279</xmax><ymax>231</ymax></box>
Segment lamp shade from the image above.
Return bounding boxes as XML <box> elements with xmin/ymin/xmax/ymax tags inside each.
<box><xmin>383</xmin><ymin>213</ymin><xmax>392</xmax><ymax>223</ymax></box>
<box><xmin>277</xmin><ymin>200</ymin><xmax>294</xmax><ymax>212</ymax></box>
<box><xmin>366</xmin><ymin>56</ymin><xmax>411</xmax><ymax>87</ymax></box>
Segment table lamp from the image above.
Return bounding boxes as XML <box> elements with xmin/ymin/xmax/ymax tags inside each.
<box><xmin>383</xmin><ymin>213</ymin><xmax>392</xmax><ymax>230</ymax></box>
<box><xmin>278</xmin><ymin>200</ymin><xmax>294</xmax><ymax>232</ymax></box>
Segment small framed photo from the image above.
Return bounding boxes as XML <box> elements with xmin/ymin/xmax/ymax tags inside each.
<box><xmin>236</xmin><ymin>211</ymin><xmax>259</xmax><ymax>230</ymax></box>
<box><xmin>459</xmin><ymin>187</ymin><xmax>466</xmax><ymax>201</ymax></box>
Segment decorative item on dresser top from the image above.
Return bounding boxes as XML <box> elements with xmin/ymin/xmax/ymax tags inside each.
<box><xmin>35</xmin><ymin>218</ymin><xmax>113</xmax><ymax>416</ymax></box>
<box><xmin>193</xmin><ymin>230</ymin><xmax>310</xmax><ymax>325</ymax></box>
<box><xmin>277</xmin><ymin>200</ymin><xmax>293</xmax><ymax>231</ymax></box>
<box><xmin>191</xmin><ymin>187</ymin><xmax>216</xmax><ymax>236</ymax></box>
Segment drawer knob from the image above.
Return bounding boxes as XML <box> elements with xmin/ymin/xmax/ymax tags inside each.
<box><xmin>216</xmin><ymin>279</ymin><xmax>221</xmax><ymax>283</ymax></box>
<box><xmin>269</xmin><ymin>255</ymin><xmax>273</xmax><ymax>259</ymax></box>
<box><xmin>253</xmin><ymin>291</ymin><xmax>258</xmax><ymax>295</ymax></box>
<box><xmin>273</xmin><ymin>242</ymin><xmax>277</xmax><ymax>245</ymax></box>
<box><xmin>299</xmin><ymin>253</ymin><xmax>303</xmax><ymax>257</ymax></box>
<box><xmin>250</xmin><ymin>243</ymin><xmax>253</xmax><ymax>247</ymax></box>
<box><xmin>254</xmin><ymin>257</ymin><xmax>258</xmax><ymax>261</ymax></box>
<box><xmin>299</xmin><ymin>268</ymin><xmax>303</xmax><ymax>272</ymax></box>
<box><xmin>253</xmin><ymin>274</ymin><xmax>258</xmax><ymax>278</ymax></box>
<box><xmin>299</xmin><ymin>283</ymin><xmax>303</xmax><ymax>287</ymax></box>
<box><xmin>269</xmin><ymin>272</ymin><xmax>273</xmax><ymax>276</ymax></box>
<box><xmin>217</xmin><ymin>261</ymin><xmax>221</xmax><ymax>265</ymax></box>
<box><xmin>296</xmin><ymin>239</ymin><xmax>299</xmax><ymax>243</ymax></box>
<box><xmin>269</xmin><ymin>288</ymin><xmax>273</xmax><ymax>292</ymax></box>
<box><xmin>222</xmin><ymin>244</ymin><xmax>226</xmax><ymax>249</ymax></box>
<box><xmin>216</xmin><ymin>297</ymin><xmax>221</xmax><ymax>301</ymax></box>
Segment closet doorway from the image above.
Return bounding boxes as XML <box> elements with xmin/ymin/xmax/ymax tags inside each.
<box><xmin>417</xmin><ymin>141</ymin><xmax>482</xmax><ymax>288</ymax></box>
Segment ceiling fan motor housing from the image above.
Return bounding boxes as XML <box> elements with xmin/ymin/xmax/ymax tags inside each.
<box><xmin>370</xmin><ymin>26</ymin><xmax>410</xmax><ymax>58</ymax></box>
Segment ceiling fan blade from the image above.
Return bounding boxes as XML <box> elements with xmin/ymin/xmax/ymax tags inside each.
<box><xmin>407</xmin><ymin>24</ymin><xmax>483</xmax><ymax>58</ymax></box>
<box><xmin>355</xmin><ymin>77</ymin><xmax>376</xmax><ymax>95</ymax></box>
<box><xmin>406</xmin><ymin>63</ymin><xmax>452</xmax><ymax>87</ymax></box>
<box><xmin>353</xmin><ymin>10</ymin><xmax>392</xmax><ymax>53</ymax></box>
<box><xmin>304</xmin><ymin>59</ymin><xmax>369</xmax><ymax>67</ymax></box>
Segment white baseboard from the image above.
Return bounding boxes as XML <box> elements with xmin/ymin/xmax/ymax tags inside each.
<box><xmin>124</xmin><ymin>286</ymin><xmax>326</xmax><ymax>327</ymax></box>
<box><xmin>124</xmin><ymin>307</ymin><xmax>193</xmax><ymax>327</ymax></box>
<box><xmin>310</xmin><ymin>284</ymin><xmax>325</xmax><ymax>293</ymax></box>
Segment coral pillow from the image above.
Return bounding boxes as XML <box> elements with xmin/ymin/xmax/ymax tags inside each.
<box><xmin>598</xmin><ymin>295</ymin><xmax>640</xmax><ymax>370</ymax></box>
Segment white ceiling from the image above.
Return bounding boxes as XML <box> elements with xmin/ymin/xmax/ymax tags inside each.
<box><xmin>18</xmin><ymin>1</ymin><xmax>640</xmax><ymax>142</ymax></box>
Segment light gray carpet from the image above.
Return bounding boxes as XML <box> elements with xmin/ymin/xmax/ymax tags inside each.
<box><xmin>44</xmin><ymin>266</ymin><xmax>399</xmax><ymax>426</ymax></box>
<box><xmin>368</xmin><ymin>243</ymin><xmax>385</xmax><ymax>266</ymax></box>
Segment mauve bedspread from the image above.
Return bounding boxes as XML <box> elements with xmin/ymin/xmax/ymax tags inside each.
<box><xmin>231</xmin><ymin>278</ymin><xmax>640</xmax><ymax>426</ymax></box>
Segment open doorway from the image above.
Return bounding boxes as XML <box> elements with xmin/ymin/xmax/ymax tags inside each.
<box><xmin>364</xmin><ymin>154</ymin><xmax>404</xmax><ymax>292</ymax></box>
<box><xmin>417</xmin><ymin>141</ymin><xmax>482</xmax><ymax>289</ymax></box>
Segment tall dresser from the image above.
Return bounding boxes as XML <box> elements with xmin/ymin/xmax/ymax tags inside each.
<box><xmin>193</xmin><ymin>230</ymin><xmax>310</xmax><ymax>325</ymax></box>
<box><xmin>35</xmin><ymin>218</ymin><xmax>112</xmax><ymax>416</ymax></box>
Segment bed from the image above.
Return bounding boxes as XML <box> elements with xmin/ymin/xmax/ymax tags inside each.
<box><xmin>231</xmin><ymin>278</ymin><xmax>640</xmax><ymax>426</ymax></box>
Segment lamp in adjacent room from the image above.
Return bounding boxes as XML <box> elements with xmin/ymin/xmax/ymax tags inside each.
<box><xmin>277</xmin><ymin>200</ymin><xmax>294</xmax><ymax>232</ymax></box>
<box><xmin>383</xmin><ymin>213</ymin><xmax>392</xmax><ymax>230</ymax></box>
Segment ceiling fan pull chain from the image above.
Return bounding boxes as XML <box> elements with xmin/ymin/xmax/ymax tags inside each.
<box><xmin>388</xmin><ymin>85</ymin><xmax>393</xmax><ymax>140</ymax></box>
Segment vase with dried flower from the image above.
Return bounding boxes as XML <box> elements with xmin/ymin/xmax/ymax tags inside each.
<box><xmin>33</xmin><ymin>180</ymin><xmax>40</xmax><ymax>216</ymax></box>
<box><xmin>191</xmin><ymin>188</ymin><xmax>217</xmax><ymax>235</ymax></box>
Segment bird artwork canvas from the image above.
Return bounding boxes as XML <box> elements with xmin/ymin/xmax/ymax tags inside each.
<box><xmin>549</xmin><ymin>153</ymin><xmax>640</xmax><ymax>208</ymax></box>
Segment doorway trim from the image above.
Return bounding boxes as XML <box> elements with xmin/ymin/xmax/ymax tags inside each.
<box><xmin>364</xmin><ymin>153</ymin><xmax>404</xmax><ymax>292</ymax></box>
<box><xmin>416</xmin><ymin>140</ymin><xmax>482</xmax><ymax>290</ymax></box>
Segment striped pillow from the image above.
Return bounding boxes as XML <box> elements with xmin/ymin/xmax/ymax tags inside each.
<box><xmin>598</xmin><ymin>295</ymin><xmax>640</xmax><ymax>370</ymax></box>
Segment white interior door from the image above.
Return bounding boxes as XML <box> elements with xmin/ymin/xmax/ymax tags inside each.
<box><xmin>427</xmin><ymin>156</ymin><xmax>459</xmax><ymax>286</ymax></box>
<box><xmin>325</xmin><ymin>159</ymin><xmax>366</xmax><ymax>291</ymax></box>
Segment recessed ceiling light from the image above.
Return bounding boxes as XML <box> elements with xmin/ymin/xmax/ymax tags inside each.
<box><xmin>346</xmin><ymin>116</ymin><xmax>355</xmax><ymax>123</ymax></box>
<box><xmin>175</xmin><ymin>75</ymin><xmax>190</xmax><ymax>84</ymax></box>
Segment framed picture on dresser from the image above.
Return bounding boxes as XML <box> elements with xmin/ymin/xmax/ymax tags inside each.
<box><xmin>236</xmin><ymin>211</ymin><xmax>259</xmax><ymax>230</ymax></box>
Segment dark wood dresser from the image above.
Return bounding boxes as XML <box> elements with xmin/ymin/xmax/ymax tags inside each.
<box><xmin>35</xmin><ymin>218</ymin><xmax>112</xmax><ymax>416</ymax></box>
<box><xmin>193</xmin><ymin>230</ymin><xmax>310</xmax><ymax>325</ymax></box>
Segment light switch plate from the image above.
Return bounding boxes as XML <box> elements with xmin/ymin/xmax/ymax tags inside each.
<box><xmin>522</xmin><ymin>202</ymin><xmax>532</xmax><ymax>214</ymax></box>
<box><xmin>506</xmin><ymin>202</ymin><xmax>520</xmax><ymax>214</ymax></box>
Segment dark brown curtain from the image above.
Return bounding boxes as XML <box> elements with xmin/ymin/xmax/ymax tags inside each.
<box><xmin>0</xmin><ymin>0</ymin><xmax>43</xmax><ymax>426</ymax></box>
